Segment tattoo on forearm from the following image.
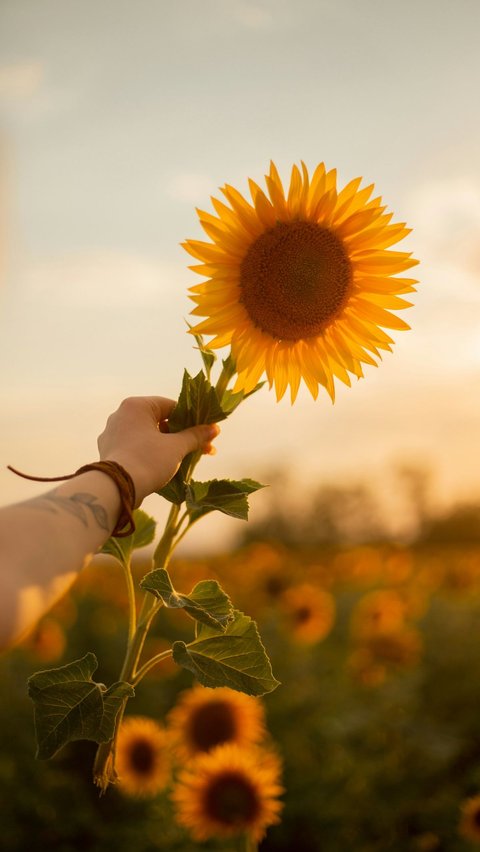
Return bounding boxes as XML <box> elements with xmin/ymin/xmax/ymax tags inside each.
<box><xmin>28</xmin><ymin>492</ymin><xmax>110</xmax><ymax>532</ymax></box>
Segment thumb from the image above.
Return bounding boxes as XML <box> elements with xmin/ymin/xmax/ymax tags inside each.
<box><xmin>170</xmin><ymin>423</ymin><xmax>220</xmax><ymax>458</ymax></box>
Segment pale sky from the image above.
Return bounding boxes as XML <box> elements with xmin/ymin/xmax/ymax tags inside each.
<box><xmin>1</xmin><ymin>0</ymin><xmax>480</xmax><ymax>551</ymax></box>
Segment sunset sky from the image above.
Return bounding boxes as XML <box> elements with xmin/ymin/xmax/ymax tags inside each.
<box><xmin>1</xmin><ymin>0</ymin><xmax>480</xmax><ymax>551</ymax></box>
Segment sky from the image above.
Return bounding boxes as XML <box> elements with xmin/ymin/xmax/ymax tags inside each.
<box><xmin>1</xmin><ymin>0</ymin><xmax>480</xmax><ymax>551</ymax></box>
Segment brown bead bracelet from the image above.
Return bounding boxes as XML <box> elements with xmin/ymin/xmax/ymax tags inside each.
<box><xmin>7</xmin><ymin>460</ymin><xmax>136</xmax><ymax>538</ymax></box>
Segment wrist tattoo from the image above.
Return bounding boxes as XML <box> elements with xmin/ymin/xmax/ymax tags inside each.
<box><xmin>28</xmin><ymin>491</ymin><xmax>110</xmax><ymax>533</ymax></box>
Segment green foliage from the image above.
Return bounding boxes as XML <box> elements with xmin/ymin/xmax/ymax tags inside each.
<box><xmin>186</xmin><ymin>478</ymin><xmax>265</xmax><ymax>522</ymax></box>
<box><xmin>221</xmin><ymin>383</ymin><xmax>266</xmax><ymax>415</ymax></box>
<box><xmin>101</xmin><ymin>510</ymin><xmax>156</xmax><ymax>567</ymax></box>
<box><xmin>167</xmin><ymin>369</ymin><xmax>227</xmax><ymax>432</ymax></box>
<box><xmin>188</xmin><ymin>326</ymin><xmax>217</xmax><ymax>379</ymax></box>
<box><xmin>172</xmin><ymin>609</ymin><xmax>280</xmax><ymax>696</ymax></box>
<box><xmin>157</xmin><ymin>457</ymin><xmax>189</xmax><ymax>504</ymax></box>
<box><xmin>139</xmin><ymin>568</ymin><xmax>233</xmax><ymax>630</ymax></box>
<box><xmin>28</xmin><ymin>653</ymin><xmax>134</xmax><ymax>759</ymax></box>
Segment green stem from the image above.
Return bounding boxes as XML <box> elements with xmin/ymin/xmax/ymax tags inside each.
<box><xmin>153</xmin><ymin>502</ymin><xmax>181</xmax><ymax>568</ymax></box>
<box><xmin>132</xmin><ymin>649</ymin><xmax>173</xmax><ymax>685</ymax></box>
<box><xmin>122</xmin><ymin>556</ymin><xmax>136</xmax><ymax>646</ymax></box>
<box><xmin>244</xmin><ymin>835</ymin><xmax>258</xmax><ymax>852</ymax></box>
<box><xmin>216</xmin><ymin>356</ymin><xmax>236</xmax><ymax>399</ymax></box>
<box><xmin>93</xmin><ymin>358</ymin><xmax>228</xmax><ymax>792</ymax></box>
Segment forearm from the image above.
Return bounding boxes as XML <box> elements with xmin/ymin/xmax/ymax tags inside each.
<box><xmin>0</xmin><ymin>470</ymin><xmax>122</xmax><ymax>649</ymax></box>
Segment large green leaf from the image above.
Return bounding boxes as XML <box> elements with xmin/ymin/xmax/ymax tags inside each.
<box><xmin>168</xmin><ymin>369</ymin><xmax>227</xmax><ymax>432</ymax></box>
<box><xmin>186</xmin><ymin>478</ymin><xmax>265</xmax><ymax>522</ymax></box>
<box><xmin>156</xmin><ymin>456</ymin><xmax>189</xmax><ymax>505</ymax></box>
<box><xmin>172</xmin><ymin>610</ymin><xmax>280</xmax><ymax>696</ymax></box>
<box><xmin>140</xmin><ymin>568</ymin><xmax>233</xmax><ymax>630</ymax></box>
<box><xmin>101</xmin><ymin>509</ymin><xmax>156</xmax><ymax>567</ymax></box>
<box><xmin>28</xmin><ymin>653</ymin><xmax>134</xmax><ymax>759</ymax></box>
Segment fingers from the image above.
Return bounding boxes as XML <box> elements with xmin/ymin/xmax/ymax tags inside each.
<box><xmin>119</xmin><ymin>396</ymin><xmax>177</xmax><ymax>423</ymax></box>
<box><xmin>170</xmin><ymin>423</ymin><xmax>220</xmax><ymax>458</ymax></box>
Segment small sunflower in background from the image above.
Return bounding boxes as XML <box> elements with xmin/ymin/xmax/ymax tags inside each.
<box><xmin>459</xmin><ymin>794</ymin><xmax>480</xmax><ymax>844</ymax></box>
<box><xmin>171</xmin><ymin>743</ymin><xmax>283</xmax><ymax>842</ymax></box>
<box><xmin>167</xmin><ymin>685</ymin><xmax>266</xmax><ymax>762</ymax></box>
<box><xmin>115</xmin><ymin>716</ymin><xmax>171</xmax><ymax>798</ymax></box>
<box><xmin>349</xmin><ymin>625</ymin><xmax>422</xmax><ymax>685</ymax></box>
<box><xmin>185</xmin><ymin>160</ymin><xmax>418</xmax><ymax>402</ymax></box>
<box><xmin>350</xmin><ymin>589</ymin><xmax>407</xmax><ymax>639</ymax></box>
<box><xmin>279</xmin><ymin>583</ymin><xmax>335</xmax><ymax>645</ymax></box>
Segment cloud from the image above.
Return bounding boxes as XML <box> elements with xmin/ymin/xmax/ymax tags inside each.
<box><xmin>0</xmin><ymin>62</ymin><xmax>45</xmax><ymax>102</ymax></box>
<box><xmin>22</xmin><ymin>251</ymin><xmax>185</xmax><ymax>308</ymax></box>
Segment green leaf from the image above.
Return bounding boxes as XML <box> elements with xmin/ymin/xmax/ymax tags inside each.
<box><xmin>172</xmin><ymin>610</ymin><xmax>279</xmax><ymax>696</ymax></box>
<box><xmin>101</xmin><ymin>509</ymin><xmax>156</xmax><ymax>567</ymax></box>
<box><xmin>168</xmin><ymin>369</ymin><xmax>227</xmax><ymax>432</ymax></box>
<box><xmin>140</xmin><ymin>568</ymin><xmax>233</xmax><ymax>630</ymax></box>
<box><xmin>186</xmin><ymin>478</ymin><xmax>265</xmax><ymax>522</ymax></box>
<box><xmin>221</xmin><ymin>382</ymin><xmax>266</xmax><ymax>415</ymax></box>
<box><xmin>28</xmin><ymin>653</ymin><xmax>134</xmax><ymax>759</ymax></box>
<box><xmin>186</xmin><ymin>323</ymin><xmax>217</xmax><ymax>379</ymax></box>
<box><xmin>156</xmin><ymin>456</ymin><xmax>189</xmax><ymax>505</ymax></box>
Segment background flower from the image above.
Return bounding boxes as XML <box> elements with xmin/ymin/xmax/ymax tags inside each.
<box><xmin>171</xmin><ymin>743</ymin><xmax>283</xmax><ymax>841</ymax></box>
<box><xmin>167</xmin><ymin>685</ymin><xmax>266</xmax><ymax>762</ymax></box>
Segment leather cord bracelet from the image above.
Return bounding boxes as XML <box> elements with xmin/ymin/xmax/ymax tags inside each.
<box><xmin>7</xmin><ymin>460</ymin><xmax>136</xmax><ymax>538</ymax></box>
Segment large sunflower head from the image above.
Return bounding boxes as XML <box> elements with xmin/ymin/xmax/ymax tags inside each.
<box><xmin>171</xmin><ymin>743</ymin><xmax>283</xmax><ymax>841</ymax></box>
<box><xmin>185</xmin><ymin>161</ymin><xmax>418</xmax><ymax>402</ymax></box>
<box><xmin>167</xmin><ymin>685</ymin><xmax>266</xmax><ymax>762</ymax></box>
<box><xmin>115</xmin><ymin>716</ymin><xmax>171</xmax><ymax>798</ymax></box>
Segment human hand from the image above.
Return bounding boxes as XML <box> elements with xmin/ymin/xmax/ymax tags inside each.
<box><xmin>97</xmin><ymin>396</ymin><xmax>220</xmax><ymax>506</ymax></box>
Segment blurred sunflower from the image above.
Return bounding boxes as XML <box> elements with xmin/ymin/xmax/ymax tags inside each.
<box><xmin>351</xmin><ymin>589</ymin><xmax>407</xmax><ymax>639</ymax></box>
<box><xmin>171</xmin><ymin>743</ymin><xmax>283</xmax><ymax>841</ymax></box>
<box><xmin>185</xmin><ymin>161</ymin><xmax>418</xmax><ymax>402</ymax></box>
<box><xmin>459</xmin><ymin>794</ymin><xmax>480</xmax><ymax>843</ymax></box>
<box><xmin>115</xmin><ymin>716</ymin><xmax>170</xmax><ymax>798</ymax></box>
<box><xmin>167</xmin><ymin>685</ymin><xmax>265</xmax><ymax>762</ymax></box>
<box><xmin>280</xmin><ymin>583</ymin><xmax>335</xmax><ymax>644</ymax></box>
<box><xmin>350</xmin><ymin>625</ymin><xmax>422</xmax><ymax>683</ymax></box>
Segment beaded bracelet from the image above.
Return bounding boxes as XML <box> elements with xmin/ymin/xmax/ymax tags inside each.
<box><xmin>7</xmin><ymin>460</ymin><xmax>136</xmax><ymax>538</ymax></box>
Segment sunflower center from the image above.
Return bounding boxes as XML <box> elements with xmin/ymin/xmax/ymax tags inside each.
<box><xmin>128</xmin><ymin>738</ymin><xmax>155</xmax><ymax>776</ymax></box>
<box><xmin>205</xmin><ymin>771</ymin><xmax>260</xmax><ymax>826</ymax></box>
<box><xmin>295</xmin><ymin>605</ymin><xmax>312</xmax><ymax>625</ymax></box>
<box><xmin>239</xmin><ymin>220</ymin><xmax>352</xmax><ymax>341</ymax></box>
<box><xmin>189</xmin><ymin>701</ymin><xmax>237</xmax><ymax>752</ymax></box>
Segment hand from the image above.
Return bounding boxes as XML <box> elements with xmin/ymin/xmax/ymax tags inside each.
<box><xmin>97</xmin><ymin>396</ymin><xmax>220</xmax><ymax>506</ymax></box>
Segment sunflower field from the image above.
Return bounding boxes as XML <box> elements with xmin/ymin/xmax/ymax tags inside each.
<box><xmin>4</xmin><ymin>490</ymin><xmax>480</xmax><ymax>852</ymax></box>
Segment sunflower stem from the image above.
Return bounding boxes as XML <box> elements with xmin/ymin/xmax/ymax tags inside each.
<box><xmin>243</xmin><ymin>835</ymin><xmax>258</xmax><ymax>852</ymax></box>
<box><xmin>216</xmin><ymin>356</ymin><xmax>236</xmax><ymax>400</ymax></box>
<box><xmin>132</xmin><ymin>649</ymin><xmax>173</xmax><ymax>686</ymax></box>
<box><xmin>94</xmin><ymin>353</ymin><xmax>223</xmax><ymax>794</ymax></box>
<box><xmin>122</xmin><ymin>555</ymin><xmax>136</xmax><ymax>646</ymax></box>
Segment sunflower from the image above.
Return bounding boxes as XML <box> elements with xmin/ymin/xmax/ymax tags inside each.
<box><xmin>167</xmin><ymin>685</ymin><xmax>265</xmax><ymax>762</ymax></box>
<box><xmin>115</xmin><ymin>716</ymin><xmax>171</xmax><ymax>798</ymax></box>
<box><xmin>171</xmin><ymin>743</ymin><xmax>283</xmax><ymax>841</ymax></box>
<box><xmin>185</xmin><ymin>161</ymin><xmax>418</xmax><ymax>402</ymax></box>
<box><xmin>350</xmin><ymin>589</ymin><xmax>407</xmax><ymax>639</ymax></box>
<box><xmin>280</xmin><ymin>583</ymin><xmax>335</xmax><ymax>644</ymax></box>
<box><xmin>350</xmin><ymin>625</ymin><xmax>422</xmax><ymax>678</ymax></box>
<box><xmin>459</xmin><ymin>794</ymin><xmax>480</xmax><ymax>843</ymax></box>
